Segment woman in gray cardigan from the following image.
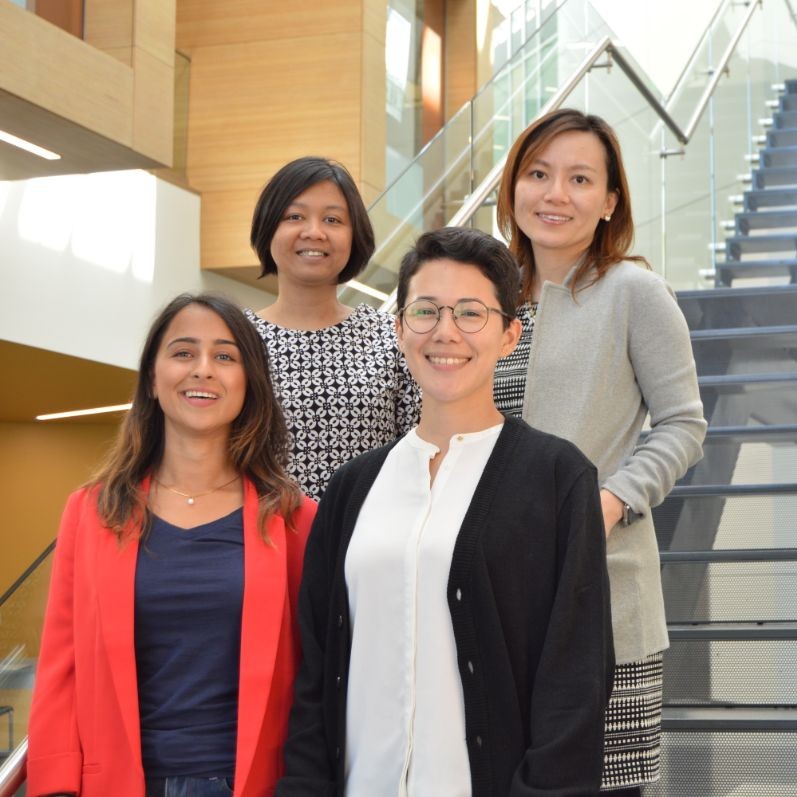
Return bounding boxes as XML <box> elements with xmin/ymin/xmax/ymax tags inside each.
<box><xmin>494</xmin><ymin>108</ymin><xmax>706</xmax><ymax>795</ymax></box>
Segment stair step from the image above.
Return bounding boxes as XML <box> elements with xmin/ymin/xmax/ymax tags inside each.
<box><xmin>743</xmin><ymin>187</ymin><xmax>797</xmax><ymax>210</ymax></box>
<box><xmin>702</xmin><ymin>424</ymin><xmax>797</xmax><ymax>443</ymax></box>
<box><xmin>691</xmin><ymin>324</ymin><xmax>797</xmax><ymax>343</ymax></box>
<box><xmin>753</xmin><ymin>166</ymin><xmax>797</xmax><ymax>189</ymax></box>
<box><xmin>670</xmin><ymin>482</ymin><xmax>797</xmax><ymax>498</ymax></box>
<box><xmin>762</xmin><ymin>145</ymin><xmax>797</xmax><ymax>167</ymax></box>
<box><xmin>724</xmin><ymin>233</ymin><xmax>797</xmax><ymax>258</ymax></box>
<box><xmin>662</xmin><ymin>706</ymin><xmax>797</xmax><ymax>731</ymax></box>
<box><xmin>774</xmin><ymin>110</ymin><xmax>797</xmax><ymax>129</ymax></box>
<box><xmin>715</xmin><ymin>257</ymin><xmax>797</xmax><ymax>284</ymax></box>
<box><xmin>734</xmin><ymin>208</ymin><xmax>797</xmax><ymax>233</ymax></box>
<box><xmin>677</xmin><ymin>284</ymin><xmax>797</xmax><ymax>330</ymax></box>
<box><xmin>769</xmin><ymin>128</ymin><xmax>797</xmax><ymax>148</ymax></box>
<box><xmin>779</xmin><ymin>94</ymin><xmax>797</xmax><ymax>112</ymax></box>
<box><xmin>668</xmin><ymin>622</ymin><xmax>797</xmax><ymax>640</ymax></box>
<box><xmin>786</xmin><ymin>78</ymin><xmax>797</xmax><ymax>95</ymax></box>
<box><xmin>660</xmin><ymin>548</ymin><xmax>797</xmax><ymax>563</ymax></box>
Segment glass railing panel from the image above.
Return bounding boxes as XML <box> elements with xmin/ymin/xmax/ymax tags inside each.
<box><xmin>347</xmin><ymin>0</ymin><xmax>796</xmax><ymax>306</ymax></box>
<box><xmin>341</xmin><ymin>0</ymin><xmax>615</xmax><ymax>306</ymax></box>
<box><xmin>580</xmin><ymin>59</ymin><xmax>665</xmax><ymax>276</ymax></box>
<box><xmin>0</xmin><ymin>548</ymin><xmax>53</xmax><ymax>765</ymax></box>
<box><xmin>661</xmin><ymin>0</ymin><xmax>797</xmax><ymax>290</ymax></box>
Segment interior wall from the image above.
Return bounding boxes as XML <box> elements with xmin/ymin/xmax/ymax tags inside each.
<box><xmin>176</xmin><ymin>0</ymin><xmax>387</xmax><ymax>275</ymax></box>
<box><xmin>0</xmin><ymin>421</ymin><xmax>119</xmax><ymax>595</ymax></box>
<box><xmin>0</xmin><ymin>172</ymin><xmax>275</xmax><ymax>371</ymax></box>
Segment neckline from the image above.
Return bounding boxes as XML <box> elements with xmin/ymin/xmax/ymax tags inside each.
<box><xmin>152</xmin><ymin>505</ymin><xmax>243</xmax><ymax>533</ymax></box>
<box><xmin>248</xmin><ymin>302</ymin><xmax>370</xmax><ymax>333</ymax></box>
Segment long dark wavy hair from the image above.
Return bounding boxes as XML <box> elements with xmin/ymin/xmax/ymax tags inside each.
<box><xmin>90</xmin><ymin>292</ymin><xmax>302</xmax><ymax>541</ymax></box>
<box><xmin>497</xmin><ymin>108</ymin><xmax>649</xmax><ymax>301</ymax></box>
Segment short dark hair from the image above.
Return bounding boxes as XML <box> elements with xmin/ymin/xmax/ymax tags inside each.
<box><xmin>92</xmin><ymin>292</ymin><xmax>301</xmax><ymax>541</ymax></box>
<box><xmin>397</xmin><ymin>227</ymin><xmax>521</xmax><ymax>327</ymax></box>
<box><xmin>250</xmin><ymin>156</ymin><xmax>375</xmax><ymax>284</ymax></box>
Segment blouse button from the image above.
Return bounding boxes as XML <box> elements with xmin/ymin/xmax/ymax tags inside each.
<box><xmin>455</xmin><ymin>588</ymin><xmax>462</xmax><ymax>601</ymax></box>
<box><xmin>476</xmin><ymin>736</ymin><xmax>483</xmax><ymax>748</ymax></box>
<box><xmin>457</xmin><ymin>435</ymin><xmax>463</xmax><ymax>441</ymax></box>
<box><xmin>336</xmin><ymin>675</ymin><xmax>342</xmax><ymax>689</ymax></box>
<box><xmin>467</xmin><ymin>660</ymin><xmax>474</xmax><ymax>675</ymax></box>
<box><xmin>337</xmin><ymin>614</ymin><xmax>344</xmax><ymax>628</ymax></box>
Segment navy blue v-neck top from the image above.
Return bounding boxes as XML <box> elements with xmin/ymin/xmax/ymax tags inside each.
<box><xmin>134</xmin><ymin>508</ymin><xmax>244</xmax><ymax>777</ymax></box>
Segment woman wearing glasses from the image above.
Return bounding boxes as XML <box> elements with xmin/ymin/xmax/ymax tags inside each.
<box><xmin>277</xmin><ymin>227</ymin><xmax>614</xmax><ymax>797</ymax></box>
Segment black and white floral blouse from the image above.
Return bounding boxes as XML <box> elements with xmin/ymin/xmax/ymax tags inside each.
<box><xmin>245</xmin><ymin>304</ymin><xmax>421</xmax><ymax>501</ymax></box>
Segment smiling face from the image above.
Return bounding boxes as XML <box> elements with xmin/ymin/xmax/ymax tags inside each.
<box><xmin>397</xmin><ymin>258</ymin><xmax>520</xmax><ymax>423</ymax></box>
<box><xmin>269</xmin><ymin>179</ymin><xmax>354</xmax><ymax>288</ymax></box>
<box><xmin>513</xmin><ymin>130</ymin><xmax>618</xmax><ymax>270</ymax></box>
<box><xmin>151</xmin><ymin>304</ymin><xmax>247</xmax><ymax>441</ymax></box>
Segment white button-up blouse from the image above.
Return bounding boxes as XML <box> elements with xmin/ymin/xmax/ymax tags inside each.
<box><xmin>344</xmin><ymin>424</ymin><xmax>503</xmax><ymax>797</ymax></box>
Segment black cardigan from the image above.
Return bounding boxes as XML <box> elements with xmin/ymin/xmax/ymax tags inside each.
<box><xmin>277</xmin><ymin>417</ymin><xmax>614</xmax><ymax>796</ymax></box>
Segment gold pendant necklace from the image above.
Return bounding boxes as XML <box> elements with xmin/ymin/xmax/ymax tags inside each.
<box><xmin>154</xmin><ymin>474</ymin><xmax>240</xmax><ymax>506</ymax></box>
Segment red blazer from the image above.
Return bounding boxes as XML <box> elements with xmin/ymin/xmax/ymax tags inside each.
<box><xmin>27</xmin><ymin>479</ymin><xmax>316</xmax><ymax>797</ymax></box>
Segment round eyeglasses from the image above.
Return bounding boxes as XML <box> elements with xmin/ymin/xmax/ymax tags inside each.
<box><xmin>399</xmin><ymin>299</ymin><xmax>510</xmax><ymax>334</ymax></box>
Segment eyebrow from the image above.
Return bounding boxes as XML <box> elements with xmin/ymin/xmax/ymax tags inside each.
<box><xmin>413</xmin><ymin>295</ymin><xmax>486</xmax><ymax>303</ymax></box>
<box><xmin>166</xmin><ymin>337</ymin><xmax>239</xmax><ymax>347</ymax></box>
<box><xmin>286</xmin><ymin>200</ymin><xmax>349</xmax><ymax>212</ymax></box>
<box><xmin>531</xmin><ymin>158</ymin><xmax>599</xmax><ymax>173</ymax></box>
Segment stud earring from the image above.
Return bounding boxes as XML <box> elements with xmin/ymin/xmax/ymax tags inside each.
<box><xmin>604</xmin><ymin>214</ymin><xmax>612</xmax><ymax>222</ymax></box>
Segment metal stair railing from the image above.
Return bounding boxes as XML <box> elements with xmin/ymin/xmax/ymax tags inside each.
<box><xmin>378</xmin><ymin>0</ymin><xmax>767</xmax><ymax>312</ymax></box>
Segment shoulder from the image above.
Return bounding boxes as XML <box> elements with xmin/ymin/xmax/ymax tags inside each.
<box><xmin>346</xmin><ymin>304</ymin><xmax>397</xmax><ymax>334</ymax></box>
<box><xmin>603</xmin><ymin>261</ymin><xmax>675</xmax><ymax>300</ymax></box>
<box><xmin>243</xmin><ymin>307</ymin><xmax>267</xmax><ymax>333</ymax></box>
<box><xmin>499</xmin><ymin>417</ymin><xmax>596</xmax><ymax>476</ymax></box>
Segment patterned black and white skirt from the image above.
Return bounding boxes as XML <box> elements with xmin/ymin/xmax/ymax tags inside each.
<box><xmin>601</xmin><ymin>653</ymin><xmax>664</xmax><ymax>790</ymax></box>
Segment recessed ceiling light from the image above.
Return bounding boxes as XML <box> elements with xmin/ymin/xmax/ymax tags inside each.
<box><xmin>37</xmin><ymin>403</ymin><xmax>132</xmax><ymax>421</ymax></box>
<box><xmin>0</xmin><ymin>129</ymin><xmax>61</xmax><ymax>161</ymax></box>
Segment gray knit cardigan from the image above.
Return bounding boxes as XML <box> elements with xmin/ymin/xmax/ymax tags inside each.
<box><xmin>521</xmin><ymin>261</ymin><xmax>706</xmax><ymax>663</ymax></box>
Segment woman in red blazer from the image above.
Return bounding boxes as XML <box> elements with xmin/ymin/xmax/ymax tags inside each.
<box><xmin>28</xmin><ymin>293</ymin><xmax>317</xmax><ymax>797</ymax></box>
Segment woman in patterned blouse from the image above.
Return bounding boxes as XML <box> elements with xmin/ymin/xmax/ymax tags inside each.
<box><xmin>246</xmin><ymin>157</ymin><xmax>420</xmax><ymax>500</ymax></box>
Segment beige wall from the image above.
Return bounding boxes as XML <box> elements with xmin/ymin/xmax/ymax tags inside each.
<box><xmin>0</xmin><ymin>421</ymin><xmax>119</xmax><ymax>596</ymax></box>
<box><xmin>176</xmin><ymin>0</ymin><xmax>387</xmax><ymax>277</ymax></box>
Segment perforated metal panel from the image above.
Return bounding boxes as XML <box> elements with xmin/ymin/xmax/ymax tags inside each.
<box><xmin>661</xmin><ymin>560</ymin><xmax>797</xmax><ymax>623</ymax></box>
<box><xmin>664</xmin><ymin>639</ymin><xmax>797</xmax><ymax>705</ymax></box>
<box><xmin>643</xmin><ymin>731</ymin><xmax>797</xmax><ymax>796</ymax></box>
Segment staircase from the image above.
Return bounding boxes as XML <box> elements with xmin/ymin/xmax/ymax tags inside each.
<box><xmin>646</xmin><ymin>80</ymin><xmax>797</xmax><ymax>796</ymax></box>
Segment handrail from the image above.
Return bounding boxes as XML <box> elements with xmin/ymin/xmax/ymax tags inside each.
<box><xmin>0</xmin><ymin>541</ymin><xmax>54</xmax><ymax>608</ymax></box>
<box><xmin>380</xmin><ymin>0</ymin><xmax>765</xmax><ymax>311</ymax></box>
<box><xmin>0</xmin><ymin>738</ymin><xmax>26</xmax><ymax>797</ymax></box>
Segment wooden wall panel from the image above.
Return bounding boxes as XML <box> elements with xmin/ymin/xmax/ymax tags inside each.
<box><xmin>0</xmin><ymin>2</ymin><xmax>133</xmax><ymax>144</ymax></box>
<box><xmin>177</xmin><ymin>0</ymin><xmax>362</xmax><ymax>49</ymax></box>
<box><xmin>445</xmin><ymin>0</ymin><xmax>478</xmax><ymax>121</ymax></box>
<box><xmin>178</xmin><ymin>0</ymin><xmax>388</xmax><ymax>274</ymax></box>
<box><xmin>0</xmin><ymin>0</ymin><xmax>176</xmax><ymax>177</ymax></box>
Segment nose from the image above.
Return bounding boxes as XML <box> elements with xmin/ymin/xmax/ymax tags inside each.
<box><xmin>543</xmin><ymin>175</ymin><xmax>569</xmax><ymax>203</ymax></box>
<box><xmin>431</xmin><ymin>307</ymin><xmax>462</xmax><ymax>340</ymax></box>
<box><xmin>192</xmin><ymin>351</ymin><xmax>216</xmax><ymax>378</ymax></box>
<box><xmin>300</xmin><ymin>216</ymin><xmax>326</xmax><ymax>238</ymax></box>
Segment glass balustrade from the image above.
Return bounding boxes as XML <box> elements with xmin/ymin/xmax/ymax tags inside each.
<box><xmin>0</xmin><ymin>546</ymin><xmax>53</xmax><ymax>772</ymax></box>
<box><xmin>342</xmin><ymin>0</ymin><xmax>797</xmax><ymax>306</ymax></box>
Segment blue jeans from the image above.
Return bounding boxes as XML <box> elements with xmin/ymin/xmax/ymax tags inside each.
<box><xmin>145</xmin><ymin>776</ymin><xmax>234</xmax><ymax>796</ymax></box>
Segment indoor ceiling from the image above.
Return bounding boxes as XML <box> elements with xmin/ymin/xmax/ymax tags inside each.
<box><xmin>0</xmin><ymin>339</ymin><xmax>137</xmax><ymax>424</ymax></box>
<box><xmin>0</xmin><ymin>91</ymin><xmax>160</xmax><ymax>182</ymax></box>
